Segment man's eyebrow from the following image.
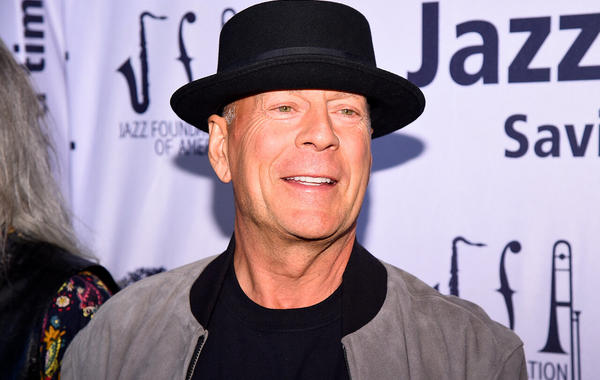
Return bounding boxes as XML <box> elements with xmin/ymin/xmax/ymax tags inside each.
<box><xmin>328</xmin><ymin>92</ymin><xmax>363</xmax><ymax>100</ymax></box>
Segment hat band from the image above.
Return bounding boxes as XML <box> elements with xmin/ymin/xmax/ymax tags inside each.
<box><xmin>220</xmin><ymin>46</ymin><xmax>375</xmax><ymax>72</ymax></box>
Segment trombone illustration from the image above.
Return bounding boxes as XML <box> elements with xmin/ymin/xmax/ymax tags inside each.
<box><xmin>540</xmin><ymin>240</ymin><xmax>581</xmax><ymax>380</ymax></box>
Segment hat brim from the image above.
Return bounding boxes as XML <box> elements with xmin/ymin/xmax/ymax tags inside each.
<box><xmin>170</xmin><ymin>54</ymin><xmax>425</xmax><ymax>138</ymax></box>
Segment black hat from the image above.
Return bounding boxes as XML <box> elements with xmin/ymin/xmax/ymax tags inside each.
<box><xmin>170</xmin><ymin>0</ymin><xmax>425</xmax><ymax>138</ymax></box>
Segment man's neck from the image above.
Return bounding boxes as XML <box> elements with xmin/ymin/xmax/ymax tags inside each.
<box><xmin>232</xmin><ymin>228</ymin><xmax>355</xmax><ymax>309</ymax></box>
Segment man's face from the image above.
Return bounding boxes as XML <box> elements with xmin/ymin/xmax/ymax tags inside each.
<box><xmin>209</xmin><ymin>89</ymin><xmax>372</xmax><ymax>242</ymax></box>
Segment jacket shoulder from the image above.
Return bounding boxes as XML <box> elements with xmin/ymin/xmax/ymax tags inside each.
<box><xmin>342</xmin><ymin>261</ymin><xmax>526</xmax><ymax>380</ymax></box>
<box><xmin>115</xmin><ymin>255</ymin><xmax>216</xmax><ymax>299</ymax></box>
<box><xmin>384</xmin><ymin>262</ymin><xmax>523</xmax><ymax>351</ymax></box>
<box><xmin>61</xmin><ymin>255</ymin><xmax>218</xmax><ymax>379</ymax></box>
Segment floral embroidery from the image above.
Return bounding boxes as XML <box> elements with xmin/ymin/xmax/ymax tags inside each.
<box><xmin>42</xmin><ymin>325</ymin><xmax>65</xmax><ymax>376</ymax></box>
<box><xmin>55</xmin><ymin>295</ymin><xmax>70</xmax><ymax>308</ymax></box>
<box><xmin>39</xmin><ymin>271</ymin><xmax>113</xmax><ymax>380</ymax></box>
<box><xmin>82</xmin><ymin>305</ymin><xmax>97</xmax><ymax>318</ymax></box>
<box><xmin>49</xmin><ymin>315</ymin><xmax>60</xmax><ymax>328</ymax></box>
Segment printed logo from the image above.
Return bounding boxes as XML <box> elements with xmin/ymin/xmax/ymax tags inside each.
<box><xmin>177</xmin><ymin>12</ymin><xmax>197</xmax><ymax>83</ymax></box>
<box><xmin>533</xmin><ymin>240</ymin><xmax>582</xmax><ymax>380</ymax></box>
<box><xmin>435</xmin><ymin>236</ymin><xmax>520</xmax><ymax>329</ymax></box>
<box><xmin>504</xmin><ymin>112</ymin><xmax>600</xmax><ymax>159</ymax></box>
<box><xmin>438</xmin><ymin>237</ymin><xmax>583</xmax><ymax>379</ymax></box>
<box><xmin>406</xmin><ymin>3</ymin><xmax>600</xmax><ymax>161</ymax></box>
<box><xmin>14</xmin><ymin>0</ymin><xmax>45</xmax><ymax>72</ymax></box>
<box><xmin>118</xmin><ymin>7</ymin><xmax>236</xmax><ymax>115</ymax></box>
<box><xmin>116</xmin><ymin>8</ymin><xmax>237</xmax><ymax>157</ymax></box>
<box><xmin>117</xmin><ymin>12</ymin><xmax>167</xmax><ymax>114</ymax></box>
<box><xmin>408</xmin><ymin>2</ymin><xmax>600</xmax><ymax>87</ymax></box>
<box><xmin>12</xmin><ymin>0</ymin><xmax>48</xmax><ymax>113</ymax></box>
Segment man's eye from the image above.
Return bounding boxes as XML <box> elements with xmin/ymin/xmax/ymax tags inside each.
<box><xmin>340</xmin><ymin>108</ymin><xmax>357</xmax><ymax>116</ymax></box>
<box><xmin>277</xmin><ymin>105</ymin><xmax>293</xmax><ymax>112</ymax></box>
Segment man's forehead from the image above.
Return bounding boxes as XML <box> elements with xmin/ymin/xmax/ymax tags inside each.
<box><xmin>249</xmin><ymin>90</ymin><xmax>366</xmax><ymax>105</ymax></box>
<box><xmin>227</xmin><ymin>90</ymin><xmax>369</xmax><ymax>117</ymax></box>
<box><xmin>264</xmin><ymin>89</ymin><xmax>363</xmax><ymax>98</ymax></box>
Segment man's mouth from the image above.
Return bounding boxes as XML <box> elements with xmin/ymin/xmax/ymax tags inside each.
<box><xmin>283</xmin><ymin>176</ymin><xmax>337</xmax><ymax>186</ymax></box>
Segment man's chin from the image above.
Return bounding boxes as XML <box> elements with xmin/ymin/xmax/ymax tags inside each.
<box><xmin>290</xmin><ymin>231</ymin><xmax>336</xmax><ymax>242</ymax></box>
<box><xmin>283</xmin><ymin>221</ymin><xmax>355</xmax><ymax>244</ymax></box>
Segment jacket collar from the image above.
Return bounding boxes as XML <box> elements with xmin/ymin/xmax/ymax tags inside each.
<box><xmin>189</xmin><ymin>236</ymin><xmax>387</xmax><ymax>336</ymax></box>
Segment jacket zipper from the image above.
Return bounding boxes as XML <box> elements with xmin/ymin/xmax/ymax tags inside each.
<box><xmin>342</xmin><ymin>344</ymin><xmax>352</xmax><ymax>380</ymax></box>
<box><xmin>185</xmin><ymin>334</ymin><xmax>206</xmax><ymax>380</ymax></box>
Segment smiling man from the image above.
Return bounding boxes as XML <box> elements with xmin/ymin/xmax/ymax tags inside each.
<box><xmin>207</xmin><ymin>90</ymin><xmax>372</xmax><ymax>311</ymax></box>
<box><xmin>62</xmin><ymin>1</ymin><xmax>526</xmax><ymax>379</ymax></box>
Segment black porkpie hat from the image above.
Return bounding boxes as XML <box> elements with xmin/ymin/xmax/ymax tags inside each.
<box><xmin>170</xmin><ymin>0</ymin><xmax>425</xmax><ymax>138</ymax></box>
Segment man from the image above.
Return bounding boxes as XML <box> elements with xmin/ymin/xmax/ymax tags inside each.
<box><xmin>63</xmin><ymin>1</ymin><xmax>526</xmax><ymax>379</ymax></box>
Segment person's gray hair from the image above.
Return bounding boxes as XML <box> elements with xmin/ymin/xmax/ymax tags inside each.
<box><xmin>222</xmin><ymin>101</ymin><xmax>237</xmax><ymax>126</ymax></box>
<box><xmin>0</xmin><ymin>39</ymin><xmax>84</xmax><ymax>258</ymax></box>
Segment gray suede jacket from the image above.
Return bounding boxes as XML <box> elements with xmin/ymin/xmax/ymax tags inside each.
<box><xmin>62</xmin><ymin>240</ymin><xmax>527</xmax><ymax>379</ymax></box>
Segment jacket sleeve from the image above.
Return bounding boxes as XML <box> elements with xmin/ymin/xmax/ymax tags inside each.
<box><xmin>60</xmin><ymin>305</ymin><xmax>114</xmax><ymax>380</ymax></box>
<box><xmin>59</xmin><ymin>263</ymin><xmax>209</xmax><ymax>380</ymax></box>
<box><xmin>495</xmin><ymin>345</ymin><xmax>528</xmax><ymax>380</ymax></box>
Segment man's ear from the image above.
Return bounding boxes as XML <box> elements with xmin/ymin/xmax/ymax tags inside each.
<box><xmin>207</xmin><ymin>114</ymin><xmax>232</xmax><ymax>183</ymax></box>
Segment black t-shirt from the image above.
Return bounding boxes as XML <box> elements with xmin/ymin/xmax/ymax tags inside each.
<box><xmin>192</xmin><ymin>265</ymin><xmax>349</xmax><ymax>379</ymax></box>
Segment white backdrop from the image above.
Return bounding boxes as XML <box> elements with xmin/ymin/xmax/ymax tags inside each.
<box><xmin>2</xmin><ymin>1</ymin><xmax>599</xmax><ymax>378</ymax></box>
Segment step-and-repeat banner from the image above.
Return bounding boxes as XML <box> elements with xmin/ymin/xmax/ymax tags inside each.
<box><xmin>2</xmin><ymin>1</ymin><xmax>598</xmax><ymax>378</ymax></box>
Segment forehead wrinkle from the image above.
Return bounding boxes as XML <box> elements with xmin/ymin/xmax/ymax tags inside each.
<box><xmin>287</xmin><ymin>89</ymin><xmax>363</xmax><ymax>100</ymax></box>
<box><xmin>327</xmin><ymin>91</ymin><xmax>363</xmax><ymax>100</ymax></box>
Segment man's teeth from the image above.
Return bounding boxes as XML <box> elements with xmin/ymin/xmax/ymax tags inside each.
<box><xmin>285</xmin><ymin>176</ymin><xmax>335</xmax><ymax>185</ymax></box>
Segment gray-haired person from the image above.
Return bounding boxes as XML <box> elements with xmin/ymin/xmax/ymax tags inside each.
<box><xmin>63</xmin><ymin>2</ymin><xmax>526</xmax><ymax>379</ymax></box>
<box><xmin>0</xmin><ymin>38</ymin><xmax>119</xmax><ymax>379</ymax></box>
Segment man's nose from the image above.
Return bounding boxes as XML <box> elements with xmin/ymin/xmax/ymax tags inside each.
<box><xmin>295</xmin><ymin>105</ymin><xmax>340</xmax><ymax>151</ymax></box>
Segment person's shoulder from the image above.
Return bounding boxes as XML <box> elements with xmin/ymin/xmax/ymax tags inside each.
<box><xmin>65</xmin><ymin>254</ymin><xmax>218</xmax><ymax>339</ymax></box>
<box><xmin>378</xmin><ymin>262</ymin><xmax>526</xmax><ymax>378</ymax></box>
<box><xmin>119</xmin><ymin>255</ymin><xmax>218</xmax><ymax>292</ymax></box>
<box><xmin>61</xmin><ymin>255</ymin><xmax>219</xmax><ymax>378</ymax></box>
<box><xmin>98</xmin><ymin>254</ymin><xmax>218</xmax><ymax>316</ymax></box>
<box><xmin>382</xmin><ymin>262</ymin><xmax>522</xmax><ymax>349</ymax></box>
<box><xmin>39</xmin><ymin>271</ymin><xmax>113</xmax><ymax>378</ymax></box>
